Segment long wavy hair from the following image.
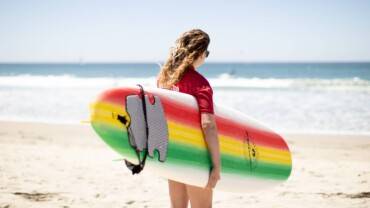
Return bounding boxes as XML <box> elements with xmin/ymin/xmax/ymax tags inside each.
<box><xmin>157</xmin><ymin>29</ymin><xmax>210</xmax><ymax>89</ymax></box>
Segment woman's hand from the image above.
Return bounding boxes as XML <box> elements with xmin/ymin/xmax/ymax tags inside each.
<box><xmin>206</xmin><ymin>166</ymin><xmax>221</xmax><ymax>189</ymax></box>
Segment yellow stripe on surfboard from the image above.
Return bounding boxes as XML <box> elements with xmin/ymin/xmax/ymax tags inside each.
<box><xmin>168</xmin><ymin>120</ymin><xmax>291</xmax><ymax>165</ymax></box>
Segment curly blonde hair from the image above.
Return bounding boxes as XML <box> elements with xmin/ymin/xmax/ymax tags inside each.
<box><xmin>157</xmin><ymin>29</ymin><xmax>210</xmax><ymax>89</ymax></box>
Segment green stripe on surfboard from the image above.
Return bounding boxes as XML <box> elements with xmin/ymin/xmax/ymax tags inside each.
<box><xmin>163</xmin><ymin>141</ymin><xmax>291</xmax><ymax>180</ymax></box>
<box><xmin>92</xmin><ymin>121</ymin><xmax>291</xmax><ymax>180</ymax></box>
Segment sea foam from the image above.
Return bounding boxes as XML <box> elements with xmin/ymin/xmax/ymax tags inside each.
<box><xmin>0</xmin><ymin>74</ymin><xmax>369</xmax><ymax>134</ymax></box>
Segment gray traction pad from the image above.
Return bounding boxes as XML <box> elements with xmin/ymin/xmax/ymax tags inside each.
<box><xmin>126</xmin><ymin>95</ymin><xmax>147</xmax><ymax>151</ymax></box>
<box><xmin>126</xmin><ymin>95</ymin><xmax>168</xmax><ymax>162</ymax></box>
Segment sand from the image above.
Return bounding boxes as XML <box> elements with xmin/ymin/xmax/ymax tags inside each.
<box><xmin>0</xmin><ymin>121</ymin><xmax>369</xmax><ymax>208</ymax></box>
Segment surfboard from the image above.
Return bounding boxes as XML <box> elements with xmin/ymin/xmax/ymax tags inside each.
<box><xmin>90</xmin><ymin>85</ymin><xmax>292</xmax><ymax>193</ymax></box>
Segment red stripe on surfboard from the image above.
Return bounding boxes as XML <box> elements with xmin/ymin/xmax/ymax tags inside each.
<box><xmin>95</xmin><ymin>86</ymin><xmax>140</xmax><ymax>105</ymax></box>
<box><xmin>151</xmin><ymin>91</ymin><xmax>289</xmax><ymax>151</ymax></box>
<box><xmin>95</xmin><ymin>87</ymin><xmax>289</xmax><ymax>150</ymax></box>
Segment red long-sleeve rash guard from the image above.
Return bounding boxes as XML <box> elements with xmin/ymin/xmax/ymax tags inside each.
<box><xmin>158</xmin><ymin>65</ymin><xmax>214</xmax><ymax>114</ymax></box>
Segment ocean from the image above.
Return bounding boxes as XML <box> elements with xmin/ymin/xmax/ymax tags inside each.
<box><xmin>0</xmin><ymin>63</ymin><xmax>369</xmax><ymax>134</ymax></box>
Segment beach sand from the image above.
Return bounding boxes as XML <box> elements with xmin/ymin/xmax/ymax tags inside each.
<box><xmin>0</xmin><ymin>121</ymin><xmax>369</xmax><ymax>208</ymax></box>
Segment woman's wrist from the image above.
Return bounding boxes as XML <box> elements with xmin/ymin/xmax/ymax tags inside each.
<box><xmin>212</xmin><ymin>163</ymin><xmax>221</xmax><ymax>169</ymax></box>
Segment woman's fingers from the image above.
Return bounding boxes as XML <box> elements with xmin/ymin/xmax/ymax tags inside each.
<box><xmin>206</xmin><ymin>169</ymin><xmax>221</xmax><ymax>189</ymax></box>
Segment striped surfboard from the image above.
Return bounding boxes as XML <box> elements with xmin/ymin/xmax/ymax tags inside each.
<box><xmin>90</xmin><ymin>85</ymin><xmax>292</xmax><ymax>192</ymax></box>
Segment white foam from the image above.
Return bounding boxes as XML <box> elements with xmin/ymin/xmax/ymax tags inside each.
<box><xmin>210</xmin><ymin>74</ymin><xmax>370</xmax><ymax>91</ymax></box>
<box><xmin>0</xmin><ymin>74</ymin><xmax>369</xmax><ymax>91</ymax></box>
<box><xmin>0</xmin><ymin>74</ymin><xmax>157</xmax><ymax>88</ymax></box>
<box><xmin>1</xmin><ymin>74</ymin><xmax>370</xmax><ymax>134</ymax></box>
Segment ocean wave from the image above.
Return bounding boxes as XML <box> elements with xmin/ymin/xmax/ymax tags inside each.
<box><xmin>0</xmin><ymin>74</ymin><xmax>369</xmax><ymax>91</ymax></box>
<box><xmin>0</xmin><ymin>74</ymin><xmax>157</xmax><ymax>88</ymax></box>
<box><xmin>210</xmin><ymin>73</ymin><xmax>370</xmax><ymax>91</ymax></box>
<box><xmin>1</xmin><ymin>74</ymin><xmax>370</xmax><ymax>134</ymax></box>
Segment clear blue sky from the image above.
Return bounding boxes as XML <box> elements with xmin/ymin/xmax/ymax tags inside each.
<box><xmin>1</xmin><ymin>0</ymin><xmax>370</xmax><ymax>62</ymax></box>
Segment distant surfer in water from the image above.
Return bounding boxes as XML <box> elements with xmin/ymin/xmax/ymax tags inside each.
<box><xmin>157</xmin><ymin>29</ymin><xmax>220</xmax><ymax>208</ymax></box>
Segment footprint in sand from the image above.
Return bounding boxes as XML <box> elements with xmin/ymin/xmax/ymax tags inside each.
<box><xmin>317</xmin><ymin>192</ymin><xmax>370</xmax><ymax>199</ymax></box>
<box><xmin>13</xmin><ymin>192</ymin><xmax>59</xmax><ymax>202</ymax></box>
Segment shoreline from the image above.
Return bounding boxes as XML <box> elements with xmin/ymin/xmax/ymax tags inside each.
<box><xmin>0</xmin><ymin>120</ymin><xmax>369</xmax><ymax>207</ymax></box>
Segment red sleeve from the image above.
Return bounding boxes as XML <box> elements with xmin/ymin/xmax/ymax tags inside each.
<box><xmin>193</xmin><ymin>85</ymin><xmax>214</xmax><ymax>114</ymax></box>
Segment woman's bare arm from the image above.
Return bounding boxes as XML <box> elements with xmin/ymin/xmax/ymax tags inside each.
<box><xmin>201</xmin><ymin>113</ymin><xmax>221</xmax><ymax>189</ymax></box>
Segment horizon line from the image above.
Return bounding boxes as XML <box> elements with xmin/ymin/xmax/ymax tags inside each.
<box><xmin>1</xmin><ymin>60</ymin><xmax>370</xmax><ymax>64</ymax></box>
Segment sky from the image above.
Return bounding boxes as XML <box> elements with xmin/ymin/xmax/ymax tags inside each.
<box><xmin>0</xmin><ymin>0</ymin><xmax>370</xmax><ymax>63</ymax></box>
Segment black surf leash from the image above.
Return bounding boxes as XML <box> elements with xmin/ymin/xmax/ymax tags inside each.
<box><xmin>119</xmin><ymin>84</ymin><xmax>149</xmax><ymax>175</ymax></box>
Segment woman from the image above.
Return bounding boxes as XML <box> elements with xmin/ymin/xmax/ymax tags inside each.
<box><xmin>157</xmin><ymin>29</ymin><xmax>221</xmax><ymax>208</ymax></box>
